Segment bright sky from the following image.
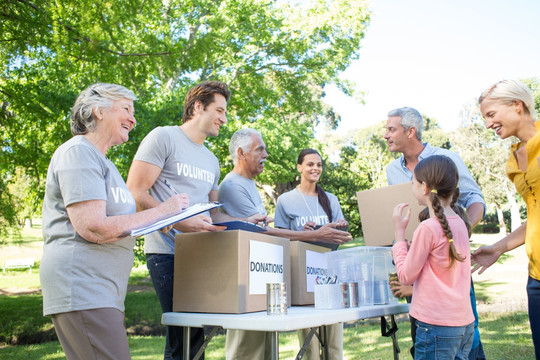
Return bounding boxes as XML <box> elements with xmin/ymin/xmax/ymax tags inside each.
<box><xmin>321</xmin><ymin>0</ymin><xmax>540</xmax><ymax>136</ymax></box>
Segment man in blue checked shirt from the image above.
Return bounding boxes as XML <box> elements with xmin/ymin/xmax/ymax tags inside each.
<box><xmin>384</xmin><ymin>106</ymin><xmax>487</xmax><ymax>360</ymax></box>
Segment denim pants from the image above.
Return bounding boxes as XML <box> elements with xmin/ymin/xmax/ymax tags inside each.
<box><xmin>414</xmin><ymin>320</ymin><xmax>474</xmax><ymax>360</ymax></box>
<box><xmin>409</xmin><ymin>280</ymin><xmax>485</xmax><ymax>360</ymax></box>
<box><xmin>527</xmin><ymin>276</ymin><xmax>540</xmax><ymax>359</ymax></box>
<box><xmin>147</xmin><ymin>253</ymin><xmax>204</xmax><ymax>360</ymax></box>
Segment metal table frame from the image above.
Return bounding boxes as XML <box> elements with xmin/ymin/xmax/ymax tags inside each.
<box><xmin>162</xmin><ymin>303</ymin><xmax>409</xmax><ymax>359</ymax></box>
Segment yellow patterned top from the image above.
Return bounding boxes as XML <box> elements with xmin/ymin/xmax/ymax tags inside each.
<box><xmin>507</xmin><ymin>121</ymin><xmax>540</xmax><ymax>280</ymax></box>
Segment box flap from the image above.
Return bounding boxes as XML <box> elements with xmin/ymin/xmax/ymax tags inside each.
<box><xmin>356</xmin><ymin>182</ymin><xmax>424</xmax><ymax>246</ymax></box>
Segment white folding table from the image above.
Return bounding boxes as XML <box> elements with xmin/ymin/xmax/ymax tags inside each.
<box><xmin>162</xmin><ymin>303</ymin><xmax>409</xmax><ymax>359</ymax></box>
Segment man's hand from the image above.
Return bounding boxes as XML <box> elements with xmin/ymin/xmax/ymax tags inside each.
<box><xmin>471</xmin><ymin>245</ymin><xmax>501</xmax><ymax>274</ymax></box>
<box><xmin>247</xmin><ymin>213</ymin><xmax>267</xmax><ymax>225</ymax></box>
<box><xmin>174</xmin><ymin>214</ymin><xmax>226</xmax><ymax>233</ymax></box>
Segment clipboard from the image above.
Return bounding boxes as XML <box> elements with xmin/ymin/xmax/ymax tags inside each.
<box><xmin>131</xmin><ymin>202</ymin><xmax>223</xmax><ymax>238</ymax></box>
<box><xmin>213</xmin><ymin>220</ymin><xmax>267</xmax><ymax>233</ymax></box>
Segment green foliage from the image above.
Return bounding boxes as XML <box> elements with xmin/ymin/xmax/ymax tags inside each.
<box><xmin>133</xmin><ymin>237</ymin><xmax>146</xmax><ymax>268</ymax></box>
<box><xmin>521</xmin><ymin>77</ymin><xmax>540</xmax><ymax>116</ymax></box>
<box><xmin>0</xmin><ymin>0</ymin><xmax>371</xmax><ymax>238</ymax></box>
<box><xmin>451</xmin><ymin>109</ymin><xmax>514</xmax><ymax>208</ymax></box>
<box><xmin>321</xmin><ymin>146</ymin><xmax>371</xmax><ymax>238</ymax></box>
<box><xmin>423</xmin><ymin>115</ymin><xmax>451</xmax><ymax>149</ymax></box>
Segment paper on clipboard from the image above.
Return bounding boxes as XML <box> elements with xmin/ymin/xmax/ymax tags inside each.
<box><xmin>131</xmin><ymin>202</ymin><xmax>223</xmax><ymax>238</ymax></box>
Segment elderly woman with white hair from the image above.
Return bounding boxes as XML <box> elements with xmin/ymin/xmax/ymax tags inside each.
<box><xmin>40</xmin><ymin>83</ymin><xmax>188</xmax><ymax>360</ymax></box>
<box><xmin>473</xmin><ymin>79</ymin><xmax>539</xmax><ymax>358</ymax></box>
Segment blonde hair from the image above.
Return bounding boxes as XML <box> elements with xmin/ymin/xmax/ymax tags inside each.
<box><xmin>478</xmin><ymin>79</ymin><xmax>537</xmax><ymax>120</ymax></box>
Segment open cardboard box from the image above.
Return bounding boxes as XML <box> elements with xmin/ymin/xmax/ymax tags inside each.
<box><xmin>173</xmin><ymin>230</ymin><xmax>291</xmax><ymax>314</ymax></box>
<box><xmin>289</xmin><ymin>241</ymin><xmax>332</xmax><ymax>305</ymax></box>
<box><xmin>356</xmin><ymin>182</ymin><xmax>424</xmax><ymax>246</ymax></box>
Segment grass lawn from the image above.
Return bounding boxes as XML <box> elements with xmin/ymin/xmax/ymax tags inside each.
<box><xmin>0</xmin><ymin>310</ymin><xmax>533</xmax><ymax>359</ymax></box>
<box><xmin>0</xmin><ymin>225</ymin><xmax>535</xmax><ymax>359</ymax></box>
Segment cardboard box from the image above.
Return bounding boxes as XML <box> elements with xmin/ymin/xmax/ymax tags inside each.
<box><xmin>289</xmin><ymin>241</ymin><xmax>332</xmax><ymax>305</ymax></box>
<box><xmin>356</xmin><ymin>183</ymin><xmax>424</xmax><ymax>246</ymax></box>
<box><xmin>173</xmin><ymin>230</ymin><xmax>291</xmax><ymax>314</ymax></box>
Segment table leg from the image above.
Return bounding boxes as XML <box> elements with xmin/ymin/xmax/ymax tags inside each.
<box><xmin>193</xmin><ymin>326</ymin><xmax>220</xmax><ymax>360</ymax></box>
<box><xmin>381</xmin><ymin>315</ymin><xmax>400</xmax><ymax>360</ymax></box>
<box><xmin>271</xmin><ymin>331</ymin><xmax>279</xmax><ymax>360</ymax></box>
<box><xmin>320</xmin><ymin>325</ymin><xmax>329</xmax><ymax>360</ymax></box>
<box><xmin>297</xmin><ymin>327</ymin><xmax>319</xmax><ymax>360</ymax></box>
<box><xmin>183</xmin><ymin>326</ymin><xmax>191</xmax><ymax>360</ymax></box>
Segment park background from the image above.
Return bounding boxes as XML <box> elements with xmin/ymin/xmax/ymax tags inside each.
<box><xmin>1</xmin><ymin>0</ymin><xmax>539</xmax><ymax>358</ymax></box>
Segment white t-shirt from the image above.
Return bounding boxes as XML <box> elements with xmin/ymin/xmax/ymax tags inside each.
<box><xmin>41</xmin><ymin>136</ymin><xmax>136</xmax><ymax>315</ymax></box>
<box><xmin>218</xmin><ymin>172</ymin><xmax>267</xmax><ymax>218</ymax></box>
<box><xmin>274</xmin><ymin>188</ymin><xmax>345</xmax><ymax>250</ymax></box>
<box><xmin>133</xmin><ymin>126</ymin><xmax>220</xmax><ymax>254</ymax></box>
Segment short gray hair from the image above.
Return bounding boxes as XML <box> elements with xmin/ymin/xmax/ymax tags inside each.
<box><xmin>229</xmin><ymin>128</ymin><xmax>261</xmax><ymax>165</ymax></box>
<box><xmin>479</xmin><ymin>79</ymin><xmax>537</xmax><ymax>120</ymax></box>
<box><xmin>387</xmin><ymin>107</ymin><xmax>423</xmax><ymax>141</ymax></box>
<box><xmin>70</xmin><ymin>83</ymin><xmax>137</xmax><ymax>135</ymax></box>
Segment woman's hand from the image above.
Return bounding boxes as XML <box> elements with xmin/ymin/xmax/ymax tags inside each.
<box><xmin>313</xmin><ymin>224</ymin><xmax>353</xmax><ymax>244</ymax></box>
<box><xmin>159</xmin><ymin>194</ymin><xmax>189</xmax><ymax>232</ymax></box>
<box><xmin>303</xmin><ymin>221</ymin><xmax>317</xmax><ymax>231</ymax></box>
<box><xmin>330</xmin><ymin>219</ymin><xmax>349</xmax><ymax>229</ymax></box>
<box><xmin>471</xmin><ymin>245</ymin><xmax>501</xmax><ymax>274</ymax></box>
<box><xmin>390</xmin><ymin>281</ymin><xmax>413</xmax><ymax>298</ymax></box>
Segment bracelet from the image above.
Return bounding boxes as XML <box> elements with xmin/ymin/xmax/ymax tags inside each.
<box><xmin>392</xmin><ymin>238</ymin><xmax>408</xmax><ymax>245</ymax></box>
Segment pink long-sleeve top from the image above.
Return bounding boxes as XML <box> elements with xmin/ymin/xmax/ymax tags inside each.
<box><xmin>392</xmin><ymin>215</ymin><xmax>474</xmax><ymax>326</ymax></box>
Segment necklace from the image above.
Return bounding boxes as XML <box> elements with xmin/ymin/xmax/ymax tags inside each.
<box><xmin>298</xmin><ymin>188</ymin><xmax>319</xmax><ymax>218</ymax></box>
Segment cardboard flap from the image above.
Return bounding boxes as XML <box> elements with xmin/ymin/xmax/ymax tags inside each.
<box><xmin>356</xmin><ymin>183</ymin><xmax>424</xmax><ymax>246</ymax></box>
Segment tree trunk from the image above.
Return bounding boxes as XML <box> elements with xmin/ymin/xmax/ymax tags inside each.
<box><xmin>495</xmin><ymin>205</ymin><xmax>506</xmax><ymax>235</ymax></box>
<box><xmin>505</xmin><ymin>188</ymin><xmax>522</xmax><ymax>232</ymax></box>
<box><xmin>24</xmin><ymin>218</ymin><xmax>33</xmax><ymax>229</ymax></box>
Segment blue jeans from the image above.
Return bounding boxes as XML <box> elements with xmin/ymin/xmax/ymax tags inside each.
<box><xmin>409</xmin><ymin>280</ymin><xmax>485</xmax><ymax>359</ymax></box>
<box><xmin>415</xmin><ymin>320</ymin><xmax>474</xmax><ymax>360</ymax></box>
<box><xmin>147</xmin><ymin>254</ymin><xmax>204</xmax><ymax>360</ymax></box>
<box><xmin>527</xmin><ymin>276</ymin><xmax>540</xmax><ymax>359</ymax></box>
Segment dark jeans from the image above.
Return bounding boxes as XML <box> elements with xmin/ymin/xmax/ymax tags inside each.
<box><xmin>527</xmin><ymin>276</ymin><xmax>540</xmax><ymax>359</ymax></box>
<box><xmin>147</xmin><ymin>253</ymin><xmax>204</xmax><ymax>360</ymax></box>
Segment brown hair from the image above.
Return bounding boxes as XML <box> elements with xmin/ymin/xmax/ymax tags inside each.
<box><xmin>182</xmin><ymin>81</ymin><xmax>230</xmax><ymax>123</ymax></box>
<box><xmin>297</xmin><ymin>149</ymin><xmax>333</xmax><ymax>222</ymax></box>
<box><xmin>415</xmin><ymin>155</ymin><xmax>468</xmax><ymax>267</ymax></box>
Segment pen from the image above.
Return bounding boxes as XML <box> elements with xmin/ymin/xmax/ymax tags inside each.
<box><xmin>163</xmin><ymin>179</ymin><xmax>178</xmax><ymax>195</ymax></box>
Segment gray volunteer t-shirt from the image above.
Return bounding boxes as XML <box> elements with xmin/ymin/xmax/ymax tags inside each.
<box><xmin>218</xmin><ymin>172</ymin><xmax>267</xmax><ymax>218</ymax></box>
<box><xmin>133</xmin><ymin>126</ymin><xmax>220</xmax><ymax>254</ymax></box>
<box><xmin>274</xmin><ymin>188</ymin><xmax>345</xmax><ymax>250</ymax></box>
<box><xmin>41</xmin><ymin>136</ymin><xmax>136</xmax><ymax>316</ymax></box>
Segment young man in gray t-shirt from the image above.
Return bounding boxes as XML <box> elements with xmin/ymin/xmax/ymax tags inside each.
<box><xmin>127</xmin><ymin>81</ymin><xmax>241</xmax><ymax>359</ymax></box>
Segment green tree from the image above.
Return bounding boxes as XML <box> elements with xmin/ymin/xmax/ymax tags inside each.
<box><xmin>451</xmin><ymin>108</ymin><xmax>517</xmax><ymax>233</ymax></box>
<box><xmin>0</xmin><ymin>0</ymin><xmax>371</xmax><ymax>235</ymax></box>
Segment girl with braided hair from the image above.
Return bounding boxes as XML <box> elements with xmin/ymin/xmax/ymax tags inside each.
<box><xmin>392</xmin><ymin>155</ymin><xmax>474</xmax><ymax>359</ymax></box>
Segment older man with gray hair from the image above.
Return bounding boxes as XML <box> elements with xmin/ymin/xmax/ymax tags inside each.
<box><xmin>219</xmin><ymin>128</ymin><xmax>352</xmax><ymax>359</ymax></box>
<box><xmin>384</xmin><ymin>106</ymin><xmax>487</xmax><ymax>360</ymax></box>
